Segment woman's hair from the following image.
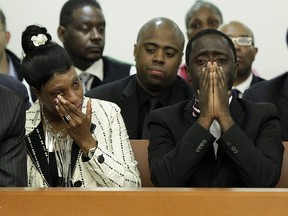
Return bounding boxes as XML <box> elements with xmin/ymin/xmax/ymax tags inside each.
<box><xmin>21</xmin><ymin>24</ymin><xmax>73</xmax><ymax>90</ymax></box>
<box><xmin>185</xmin><ymin>0</ymin><xmax>223</xmax><ymax>29</ymax></box>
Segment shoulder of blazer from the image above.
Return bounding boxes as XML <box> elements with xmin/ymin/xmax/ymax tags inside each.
<box><xmin>5</xmin><ymin>49</ymin><xmax>23</xmax><ymax>80</ymax></box>
<box><xmin>171</xmin><ymin>76</ymin><xmax>194</xmax><ymax>99</ymax></box>
<box><xmin>85</xmin><ymin>75</ymin><xmax>135</xmax><ymax>100</ymax></box>
<box><xmin>102</xmin><ymin>56</ymin><xmax>132</xmax><ymax>75</ymax></box>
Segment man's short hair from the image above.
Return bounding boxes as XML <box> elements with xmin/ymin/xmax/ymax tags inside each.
<box><xmin>59</xmin><ymin>0</ymin><xmax>102</xmax><ymax>27</ymax></box>
<box><xmin>185</xmin><ymin>29</ymin><xmax>237</xmax><ymax>66</ymax></box>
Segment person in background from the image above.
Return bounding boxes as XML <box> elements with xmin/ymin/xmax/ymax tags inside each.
<box><xmin>58</xmin><ymin>0</ymin><xmax>135</xmax><ymax>93</ymax></box>
<box><xmin>178</xmin><ymin>0</ymin><xmax>223</xmax><ymax>81</ymax></box>
<box><xmin>0</xmin><ymin>8</ymin><xmax>33</xmax><ymax>105</ymax></box>
<box><xmin>0</xmin><ymin>85</ymin><xmax>27</xmax><ymax>186</ymax></box>
<box><xmin>85</xmin><ymin>17</ymin><xmax>194</xmax><ymax>139</ymax></box>
<box><xmin>21</xmin><ymin>24</ymin><xmax>140</xmax><ymax>187</ymax></box>
<box><xmin>148</xmin><ymin>29</ymin><xmax>283</xmax><ymax>187</ymax></box>
<box><xmin>219</xmin><ymin>21</ymin><xmax>265</xmax><ymax>98</ymax></box>
<box><xmin>243</xmin><ymin>28</ymin><xmax>288</xmax><ymax>140</ymax></box>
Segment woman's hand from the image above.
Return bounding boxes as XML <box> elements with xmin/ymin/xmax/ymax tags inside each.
<box><xmin>56</xmin><ymin>96</ymin><xmax>97</xmax><ymax>153</ymax></box>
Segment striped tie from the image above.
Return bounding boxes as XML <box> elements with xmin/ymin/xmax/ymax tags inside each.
<box><xmin>192</xmin><ymin>99</ymin><xmax>200</xmax><ymax>118</ymax></box>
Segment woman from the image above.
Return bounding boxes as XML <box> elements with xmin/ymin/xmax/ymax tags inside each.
<box><xmin>178</xmin><ymin>0</ymin><xmax>223</xmax><ymax>81</ymax></box>
<box><xmin>22</xmin><ymin>25</ymin><xmax>141</xmax><ymax>187</ymax></box>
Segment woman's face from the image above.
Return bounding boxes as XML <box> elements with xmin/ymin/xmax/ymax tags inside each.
<box><xmin>186</xmin><ymin>7</ymin><xmax>222</xmax><ymax>40</ymax></box>
<box><xmin>38</xmin><ymin>67</ymin><xmax>84</xmax><ymax>117</ymax></box>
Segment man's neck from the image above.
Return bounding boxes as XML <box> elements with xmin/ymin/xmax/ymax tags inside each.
<box><xmin>234</xmin><ymin>71</ymin><xmax>252</xmax><ymax>86</ymax></box>
<box><xmin>136</xmin><ymin>76</ymin><xmax>165</xmax><ymax>97</ymax></box>
<box><xmin>70</xmin><ymin>56</ymin><xmax>95</xmax><ymax>71</ymax></box>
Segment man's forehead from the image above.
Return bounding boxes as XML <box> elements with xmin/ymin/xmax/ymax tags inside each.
<box><xmin>192</xmin><ymin>34</ymin><xmax>230</xmax><ymax>51</ymax></box>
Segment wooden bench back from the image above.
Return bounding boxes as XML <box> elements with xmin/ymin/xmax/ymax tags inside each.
<box><xmin>130</xmin><ymin>139</ymin><xmax>154</xmax><ymax>187</ymax></box>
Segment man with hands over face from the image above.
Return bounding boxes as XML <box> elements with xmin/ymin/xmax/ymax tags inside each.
<box><xmin>148</xmin><ymin>29</ymin><xmax>283</xmax><ymax>187</ymax></box>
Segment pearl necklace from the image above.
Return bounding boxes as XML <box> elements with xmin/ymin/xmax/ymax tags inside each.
<box><xmin>41</xmin><ymin>106</ymin><xmax>66</xmax><ymax>139</ymax></box>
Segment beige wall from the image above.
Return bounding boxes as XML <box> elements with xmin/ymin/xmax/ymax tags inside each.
<box><xmin>1</xmin><ymin>0</ymin><xmax>287</xmax><ymax>79</ymax></box>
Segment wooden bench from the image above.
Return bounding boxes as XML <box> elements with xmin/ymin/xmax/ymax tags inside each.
<box><xmin>130</xmin><ymin>139</ymin><xmax>154</xmax><ymax>187</ymax></box>
<box><xmin>276</xmin><ymin>141</ymin><xmax>288</xmax><ymax>187</ymax></box>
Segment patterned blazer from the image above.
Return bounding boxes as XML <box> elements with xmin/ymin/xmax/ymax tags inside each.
<box><xmin>25</xmin><ymin>97</ymin><xmax>141</xmax><ymax>187</ymax></box>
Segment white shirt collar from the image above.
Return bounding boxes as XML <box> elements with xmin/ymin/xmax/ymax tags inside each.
<box><xmin>75</xmin><ymin>59</ymin><xmax>104</xmax><ymax>81</ymax></box>
<box><xmin>233</xmin><ymin>73</ymin><xmax>253</xmax><ymax>98</ymax></box>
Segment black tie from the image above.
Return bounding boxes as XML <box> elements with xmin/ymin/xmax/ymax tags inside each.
<box><xmin>231</xmin><ymin>89</ymin><xmax>241</xmax><ymax>98</ymax></box>
<box><xmin>141</xmin><ymin>97</ymin><xmax>161</xmax><ymax>139</ymax></box>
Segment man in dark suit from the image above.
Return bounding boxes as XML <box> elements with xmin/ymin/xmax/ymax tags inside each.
<box><xmin>86</xmin><ymin>17</ymin><xmax>194</xmax><ymax>139</ymax></box>
<box><xmin>0</xmin><ymin>8</ymin><xmax>34</xmax><ymax>104</ymax></box>
<box><xmin>243</xmin><ymin>30</ymin><xmax>288</xmax><ymax>140</ymax></box>
<box><xmin>148</xmin><ymin>29</ymin><xmax>283</xmax><ymax>187</ymax></box>
<box><xmin>0</xmin><ymin>85</ymin><xmax>27</xmax><ymax>186</ymax></box>
<box><xmin>218</xmin><ymin>21</ymin><xmax>265</xmax><ymax>98</ymax></box>
<box><xmin>58</xmin><ymin>0</ymin><xmax>134</xmax><ymax>93</ymax></box>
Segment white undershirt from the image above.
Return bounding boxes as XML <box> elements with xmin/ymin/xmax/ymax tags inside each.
<box><xmin>233</xmin><ymin>73</ymin><xmax>253</xmax><ymax>98</ymax></box>
<box><xmin>209</xmin><ymin>96</ymin><xmax>233</xmax><ymax>158</ymax></box>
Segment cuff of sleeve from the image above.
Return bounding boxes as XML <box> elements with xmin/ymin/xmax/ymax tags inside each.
<box><xmin>82</xmin><ymin>147</ymin><xmax>97</xmax><ymax>162</ymax></box>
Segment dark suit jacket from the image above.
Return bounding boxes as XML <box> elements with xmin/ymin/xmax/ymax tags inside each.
<box><xmin>85</xmin><ymin>75</ymin><xmax>194</xmax><ymax>139</ymax></box>
<box><xmin>0</xmin><ymin>74</ymin><xmax>31</xmax><ymax>110</ymax></box>
<box><xmin>243</xmin><ymin>72</ymin><xmax>288</xmax><ymax>140</ymax></box>
<box><xmin>148</xmin><ymin>98</ymin><xmax>283</xmax><ymax>187</ymax></box>
<box><xmin>90</xmin><ymin>56</ymin><xmax>133</xmax><ymax>89</ymax></box>
<box><xmin>251</xmin><ymin>74</ymin><xmax>265</xmax><ymax>85</ymax></box>
<box><xmin>0</xmin><ymin>86</ymin><xmax>27</xmax><ymax>186</ymax></box>
<box><xmin>6</xmin><ymin>49</ymin><xmax>23</xmax><ymax>81</ymax></box>
<box><xmin>6</xmin><ymin>49</ymin><xmax>35</xmax><ymax>103</ymax></box>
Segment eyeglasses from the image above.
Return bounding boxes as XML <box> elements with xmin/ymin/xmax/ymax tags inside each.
<box><xmin>230</xmin><ymin>37</ymin><xmax>253</xmax><ymax>46</ymax></box>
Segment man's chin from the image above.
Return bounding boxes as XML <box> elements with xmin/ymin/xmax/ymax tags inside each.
<box><xmin>87</xmin><ymin>53</ymin><xmax>103</xmax><ymax>61</ymax></box>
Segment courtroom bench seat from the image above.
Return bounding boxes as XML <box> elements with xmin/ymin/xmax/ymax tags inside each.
<box><xmin>130</xmin><ymin>139</ymin><xmax>154</xmax><ymax>187</ymax></box>
<box><xmin>276</xmin><ymin>141</ymin><xmax>288</xmax><ymax>188</ymax></box>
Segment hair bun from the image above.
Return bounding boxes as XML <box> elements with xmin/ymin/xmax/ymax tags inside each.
<box><xmin>21</xmin><ymin>24</ymin><xmax>52</xmax><ymax>55</ymax></box>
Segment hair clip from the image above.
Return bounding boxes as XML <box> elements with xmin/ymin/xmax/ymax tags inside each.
<box><xmin>31</xmin><ymin>34</ymin><xmax>48</xmax><ymax>47</ymax></box>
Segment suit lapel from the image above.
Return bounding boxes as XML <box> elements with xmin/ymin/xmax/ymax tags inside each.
<box><xmin>183</xmin><ymin>100</ymin><xmax>197</xmax><ymax>125</ymax></box>
<box><xmin>278</xmin><ymin>78</ymin><xmax>288</xmax><ymax>114</ymax></box>
<box><xmin>229</xmin><ymin>98</ymin><xmax>245</xmax><ymax>126</ymax></box>
<box><xmin>26</xmin><ymin>124</ymin><xmax>53</xmax><ymax>186</ymax></box>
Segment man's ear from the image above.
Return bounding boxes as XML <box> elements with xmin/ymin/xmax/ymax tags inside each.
<box><xmin>4</xmin><ymin>31</ymin><xmax>10</xmax><ymax>45</ymax></box>
<box><xmin>234</xmin><ymin>63</ymin><xmax>239</xmax><ymax>79</ymax></box>
<box><xmin>57</xmin><ymin>26</ymin><xmax>66</xmax><ymax>43</ymax></box>
<box><xmin>133</xmin><ymin>44</ymin><xmax>137</xmax><ymax>61</ymax></box>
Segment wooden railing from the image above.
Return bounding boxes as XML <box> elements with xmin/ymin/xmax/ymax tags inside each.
<box><xmin>0</xmin><ymin>188</ymin><xmax>288</xmax><ymax>216</ymax></box>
